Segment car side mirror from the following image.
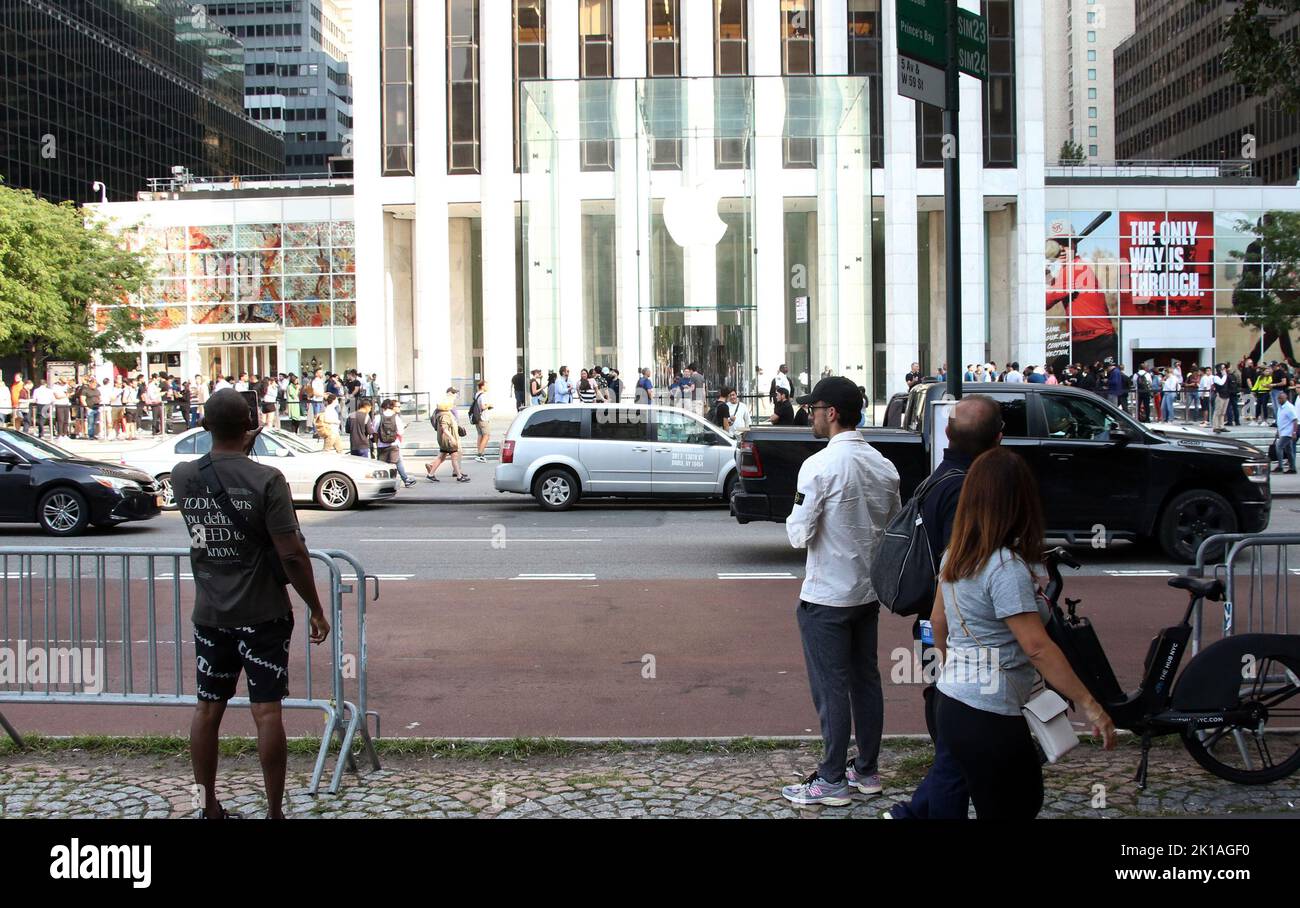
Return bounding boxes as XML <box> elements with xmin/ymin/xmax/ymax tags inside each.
<box><xmin>0</xmin><ymin>451</ymin><xmax>17</xmax><ymax>464</ymax></box>
<box><xmin>276</xmin><ymin>448</ymin><xmax>290</xmax><ymax>457</ymax></box>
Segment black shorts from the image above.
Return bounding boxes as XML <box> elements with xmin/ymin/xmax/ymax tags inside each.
<box><xmin>193</xmin><ymin>614</ymin><xmax>294</xmax><ymax>703</ymax></box>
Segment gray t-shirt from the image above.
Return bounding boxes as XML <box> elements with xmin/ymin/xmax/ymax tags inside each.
<box><xmin>937</xmin><ymin>548</ymin><xmax>1046</xmax><ymax>716</ymax></box>
<box><xmin>173</xmin><ymin>453</ymin><xmax>301</xmax><ymax>628</ymax></box>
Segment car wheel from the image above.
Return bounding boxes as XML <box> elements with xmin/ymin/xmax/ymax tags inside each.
<box><xmin>723</xmin><ymin>472</ymin><xmax>737</xmax><ymax>505</ymax></box>
<box><xmin>38</xmin><ymin>488</ymin><xmax>90</xmax><ymax>536</ymax></box>
<box><xmin>533</xmin><ymin>468</ymin><xmax>579</xmax><ymax>511</ymax></box>
<box><xmin>1158</xmin><ymin>489</ymin><xmax>1238</xmax><ymax>564</ymax></box>
<box><xmin>316</xmin><ymin>473</ymin><xmax>358</xmax><ymax>510</ymax></box>
<box><xmin>157</xmin><ymin>473</ymin><xmax>176</xmax><ymax>510</ymax></box>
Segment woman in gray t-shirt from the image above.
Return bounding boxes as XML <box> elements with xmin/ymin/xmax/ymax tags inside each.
<box><xmin>929</xmin><ymin>448</ymin><xmax>1116</xmax><ymax>819</ymax></box>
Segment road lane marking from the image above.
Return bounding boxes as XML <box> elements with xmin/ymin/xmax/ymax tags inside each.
<box><xmin>1104</xmin><ymin>570</ymin><xmax>1176</xmax><ymax>577</ymax></box>
<box><xmin>362</xmin><ymin>538</ymin><xmax>604</xmax><ymax>543</ymax></box>
<box><xmin>373</xmin><ymin>574</ymin><xmax>412</xmax><ymax>581</ymax></box>
<box><xmin>717</xmin><ymin>572</ymin><xmax>797</xmax><ymax>580</ymax></box>
<box><xmin>514</xmin><ymin>573</ymin><xmax>596</xmax><ymax>580</ymax></box>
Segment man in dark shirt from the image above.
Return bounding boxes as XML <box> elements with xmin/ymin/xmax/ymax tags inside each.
<box><xmin>771</xmin><ymin>387</ymin><xmax>795</xmax><ymax>425</ymax></box>
<box><xmin>347</xmin><ymin>399</ymin><xmax>374</xmax><ymax>456</ymax></box>
<box><xmin>710</xmin><ymin>387</ymin><xmax>731</xmax><ymax>430</ymax></box>
<box><xmin>905</xmin><ymin>363</ymin><xmax>922</xmax><ymax>388</ymax></box>
<box><xmin>886</xmin><ymin>394</ymin><xmax>1003</xmax><ymax>821</ymax></box>
<box><xmin>174</xmin><ymin>390</ymin><xmax>330</xmax><ymax>819</ymax></box>
<box><xmin>511</xmin><ymin>370</ymin><xmax>526</xmax><ymax>410</ymax></box>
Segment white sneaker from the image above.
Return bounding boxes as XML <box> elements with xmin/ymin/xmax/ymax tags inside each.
<box><xmin>475</xmin><ymin>455</ymin><xmax>487</xmax><ymax>463</ymax></box>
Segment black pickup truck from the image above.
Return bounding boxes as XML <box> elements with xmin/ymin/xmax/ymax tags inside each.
<box><xmin>731</xmin><ymin>381</ymin><xmax>1271</xmax><ymax>563</ymax></box>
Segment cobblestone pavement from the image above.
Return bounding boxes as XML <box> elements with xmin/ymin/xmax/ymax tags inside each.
<box><xmin>2</xmin><ymin>739</ymin><xmax>1298</xmax><ymax>819</ymax></box>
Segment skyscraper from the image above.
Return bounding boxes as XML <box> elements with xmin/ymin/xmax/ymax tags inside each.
<box><xmin>0</xmin><ymin>0</ymin><xmax>284</xmax><ymax>203</ymax></box>
<box><xmin>1043</xmin><ymin>0</ymin><xmax>1134</xmax><ymax>162</ymax></box>
<box><xmin>203</xmin><ymin>0</ymin><xmax>353</xmax><ymax>173</ymax></box>
<box><xmin>1114</xmin><ymin>0</ymin><xmax>1300</xmax><ymax>183</ymax></box>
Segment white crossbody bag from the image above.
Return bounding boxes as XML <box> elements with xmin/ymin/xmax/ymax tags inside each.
<box><xmin>946</xmin><ymin>583</ymin><xmax>1079</xmax><ymax>764</ymax></box>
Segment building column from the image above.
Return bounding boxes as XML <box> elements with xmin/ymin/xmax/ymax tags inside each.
<box><xmin>614</xmin><ymin>1</ymin><xmax>648</xmax><ymax>377</ymax></box>
<box><xmin>351</xmin><ymin>0</ymin><xmax>391</xmax><ymax>386</ymax></box>
<box><xmin>480</xmin><ymin>0</ymin><xmax>518</xmax><ymax>393</ymax></box>
<box><xmin>413</xmin><ymin>0</ymin><xmax>452</xmax><ymax>395</ymax></box>
<box><xmin>881</xmin><ymin>0</ymin><xmax>920</xmax><ymax>398</ymax></box>
<box><xmin>1015</xmin><ymin>0</ymin><xmax>1047</xmax><ymax>366</ymax></box>
<box><xmin>752</xmin><ymin>0</ymin><xmax>786</xmax><ymax>383</ymax></box>
<box><xmin>957</xmin><ymin>0</ymin><xmax>987</xmax><ymax>374</ymax></box>
<box><xmin>681</xmin><ymin>0</ymin><xmax>718</xmax><ymax>316</ymax></box>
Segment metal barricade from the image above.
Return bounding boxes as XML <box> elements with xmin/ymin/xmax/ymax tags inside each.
<box><xmin>1191</xmin><ymin>533</ymin><xmax>1299</xmax><ymax>654</ymax></box>
<box><xmin>0</xmin><ymin>547</ymin><xmax>381</xmax><ymax>795</ymax></box>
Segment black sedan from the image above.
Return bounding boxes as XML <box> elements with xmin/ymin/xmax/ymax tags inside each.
<box><xmin>0</xmin><ymin>430</ymin><xmax>162</xmax><ymax>536</ymax></box>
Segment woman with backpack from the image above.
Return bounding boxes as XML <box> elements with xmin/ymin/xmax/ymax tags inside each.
<box><xmin>315</xmin><ymin>393</ymin><xmax>347</xmax><ymax>453</ymax></box>
<box><xmin>929</xmin><ymin>448</ymin><xmax>1116</xmax><ymax>818</ymax></box>
<box><xmin>426</xmin><ymin>389</ymin><xmax>470</xmax><ymax>482</ymax></box>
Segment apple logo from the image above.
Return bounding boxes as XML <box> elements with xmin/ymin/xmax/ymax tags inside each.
<box><xmin>662</xmin><ymin>179</ymin><xmax>727</xmax><ymax>250</ymax></box>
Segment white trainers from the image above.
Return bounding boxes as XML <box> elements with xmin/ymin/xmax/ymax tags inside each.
<box><xmin>846</xmin><ymin>766</ymin><xmax>882</xmax><ymax>795</ymax></box>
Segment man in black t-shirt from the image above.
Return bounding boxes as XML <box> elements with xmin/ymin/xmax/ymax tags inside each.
<box><xmin>771</xmin><ymin>387</ymin><xmax>795</xmax><ymax>425</ymax></box>
<box><xmin>174</xmin><ymin>390</ymin><xmax>330</xmax><ymax>820</ymax></box>
<box><xmin>905</xmin><ymin>363</ymin><xmax>922</xmax><ymax>389</ymax></box>
<box><xmin>710</xmin><ymin>388</ymin><xmax>731</xmax><ymax>430</ymax></box>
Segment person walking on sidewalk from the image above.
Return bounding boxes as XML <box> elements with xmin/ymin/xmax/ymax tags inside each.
<box><xmin>470</xmin><ymin>380</ymin><xmax>493</xmax><ymax>463</ymax></box>
<box><xmin>347</xmin><ymin>399</ymin><xmax>374</xmax><ymax>457</ymax></box>
<box><xmin>174</xmin><ymin>389</ymin><xmax>330</xmax><ymax>820</ymax></box>
<box><xmin>884</xmin><ymin>395</ymin><xmax>1003</xmax><ymax>820</ymax></box>
<box><xmin>315</xmin><ymin>394</ymin><xmax>347</xmax><ymax>454</ymax></box>
<box><xmin>1274</xmin><ymin>391</ymin><xmax>1298</xmax><ymax>474</ymax></box>
<box><xmin>781</xmin><ymin>376</ymin><xmax>901</xmax><ymax>807</ymax></box>
<box><xmin>372</xmin><ymin>398</ymin><xmax>417</xmax><ymax>487</ymax></box>
<box><xmin>929</xmin><ymin>447</ymin><xmax>1116</xmax><ymax>818</ymax></box>
<box><xmin>426</xmin><ymin>390</ymin><xmax>470</xmax><ymax>482</ymax></box>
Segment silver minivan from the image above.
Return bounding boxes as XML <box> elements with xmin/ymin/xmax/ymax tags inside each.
<box><xmin>494</xmin><ymin>404</ymin><xmax>737</xmax><ymax>510</ymax></box>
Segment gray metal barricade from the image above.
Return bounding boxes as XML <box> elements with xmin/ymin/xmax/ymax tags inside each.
<box><xmin>0</xmin><ymin>546</ymin><xmax>379</xmax><ymax>795</ymax></box>
<box><xmin>1191</xmin><ymin>533</ymin><xmax>1299</xmax><ymax>654</ymax></box>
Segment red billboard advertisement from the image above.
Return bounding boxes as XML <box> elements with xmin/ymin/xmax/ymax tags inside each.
<box><xmin>1118</xmin><ymin>211</ymin><xmax>1214</xmax><ymax>316</ymax></box>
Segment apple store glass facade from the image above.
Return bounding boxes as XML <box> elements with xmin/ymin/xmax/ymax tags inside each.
<box><xmin>520</xmin><ymin>76</ymin><xmax>872</xmax><ymax>399</ymax></box>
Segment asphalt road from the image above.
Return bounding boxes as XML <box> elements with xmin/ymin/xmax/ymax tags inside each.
<box><xmin>2</xmin><ymin>488</ymin><xmax>1297</xmax><ymax>580</ymax></box>
<box><xmin>2</xmin><ymin>487</ymin><xmax>1297</xmax><ymax>739</ymax></box>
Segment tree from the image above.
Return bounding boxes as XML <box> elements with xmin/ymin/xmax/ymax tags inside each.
<box><xmin>1058</xmin><ymin>139</ymin><xmax>1086</xmax><ymax>165</ymax></box>
<box><xmin>1219</xmin><ymin>0</ymin><xmax>1300</xmax><ymax>112</ymax></box>
<box><xmin>1229</xmin><ymin>211</ymin><xmax>1300</xmax><ymax>338</ymax></box>
<box><xmin>0</xmin><ymin>181</ymin><xmax>154</xmax><ymax>376</ymax></box>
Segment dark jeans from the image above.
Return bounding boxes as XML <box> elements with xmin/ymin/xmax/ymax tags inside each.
<box><xmin>891</xmin><ymin>626</ymin><xmax>970</xmax><ymax>820</ymax></box>
<box><xmin>935</xmin><ymin>690</ymin><xmax>1044</xmax><ymax>819</ymax></box>
<box><xmin>1227</xmin><ymin>394</ymin><xmax>1240</xmax><ymax>426</ymax></box>
<box><xmin>796</xmin><ymin>600</ymin><xmax>883</xmax><ymax>783</ymax></box>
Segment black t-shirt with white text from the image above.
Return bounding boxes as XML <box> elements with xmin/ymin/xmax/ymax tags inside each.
<box><xmin>174</xmin><ymin>453</ymin><xmax>301</xmax><ymax>628</ymax></box>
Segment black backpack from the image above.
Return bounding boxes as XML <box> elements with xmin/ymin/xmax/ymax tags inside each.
<box><xmin>870</xmin><ymin>470</ymin><xmax>965</xmax><ymax>617</ymax></box>
<box><xmin>378</xmin><ymin>412</ymin><xmax>399</xmax><ymax>444</ymax></box>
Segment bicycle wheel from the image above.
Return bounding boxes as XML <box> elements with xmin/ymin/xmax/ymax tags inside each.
<box><xmin>1182</xmin><ymin>653</ymin><xmax>1300</xmax><ymax>784</ymax></box>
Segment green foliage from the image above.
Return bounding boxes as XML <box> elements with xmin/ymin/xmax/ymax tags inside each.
<box><xmin>1220</xmin><ymin>0</ymin><xmax>1300</xmax><ymax>111</ymax></box>
<box><xmin>1229</xmin><ymin>211</ymin><xmax>1300</xmax><ymax>334</ymax></box>
<box><xmin>1058</xmin><ymin>139</ymin><xmax>1086</xmax><ymax>165</ymax></box>
<box><xmin>0</xmin><ymin>180</ymin><xmax>153</xmax><ymax>372</ymax></box>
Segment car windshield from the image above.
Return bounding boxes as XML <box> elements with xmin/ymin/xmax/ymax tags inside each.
<box><xmin>266</xmin><ymin>428</ymin><xmax>316</xmax><ymax>453</ymax></box>
<box><xmin>0</xmin><ymin>430</ymin><xmax>73</xmax><ymax>461</ymax></box>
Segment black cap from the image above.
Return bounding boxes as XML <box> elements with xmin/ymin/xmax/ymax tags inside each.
<box><xmin>796</xmin><ymin>375</ymin><xmax>862</xmax><ymax>413</ymax></box>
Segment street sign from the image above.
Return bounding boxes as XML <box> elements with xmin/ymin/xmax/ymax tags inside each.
<box><xmin>957</xmin><ymin>8</ymin><xmax>989</xmax><ymax>80</ymax></box>
<box><xmin>896</xmin><ymin>0</ymin><xmax>946</xmax><ymax>68</ymax></box>
<box><xmin>897</xmin><ymin>0</ymin><xmax>988</xmax><ymax>80</ymax></box>
<box><xmin>794</xmin><ymin>296</ymin><xmax>809</xmax><ymax>325</ymax></box>
<box><xmin>897</xmin><ymin>55</ymin><xmax>946</xmax><ymax>109</ymax></box>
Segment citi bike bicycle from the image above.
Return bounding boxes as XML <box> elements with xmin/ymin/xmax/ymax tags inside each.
<box><xmin>1040</xmin><ymin>548</ymin><xmax>1300</xmax><ymax>787</ymax></box>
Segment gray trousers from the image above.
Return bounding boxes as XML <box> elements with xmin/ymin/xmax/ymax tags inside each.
<box><xmin>797</xmin><ymin>600</ymin><xmax>884</xmax><ymax>782</ymax></box>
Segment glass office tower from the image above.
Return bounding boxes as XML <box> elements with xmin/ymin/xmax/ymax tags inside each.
<box><xmin>0</xmin><ymin>0</ymin><xmax>283</xmax><ymax>203</ymax></box>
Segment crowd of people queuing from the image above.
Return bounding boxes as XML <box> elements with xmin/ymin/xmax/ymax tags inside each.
<box><xmin>1</xmin><ymin>367</ymin><xmax>385</xmax><ymax>443</ymax></box>
<box><xmin>956</xmin><ymin>357</ymin><xmax>1300</xmax><ymax>436</ymax></box>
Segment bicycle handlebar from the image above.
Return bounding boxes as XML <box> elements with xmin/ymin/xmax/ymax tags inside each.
<box><xmin>1042</xmin><ymin>546</ymin><xmax>1080</xmax><ymax>608</ymax></box>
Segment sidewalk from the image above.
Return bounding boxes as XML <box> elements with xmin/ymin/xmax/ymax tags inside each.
<box><xmin>1</xmin><ymin>738</ymin><xmax>1295</xmax><ymax>818</ymax></box>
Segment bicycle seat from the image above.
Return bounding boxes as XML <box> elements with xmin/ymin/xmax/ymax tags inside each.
<box><xmin>1167</xmin><ymin>575</ymin><xmax>1224</xmax><ymax>601</ymax></box>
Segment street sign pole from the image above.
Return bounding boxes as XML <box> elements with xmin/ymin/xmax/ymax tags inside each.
<box><xmin>943</xmin><ymin>0</ymin><xmax>962</xmax><ymax>401</ymax></box>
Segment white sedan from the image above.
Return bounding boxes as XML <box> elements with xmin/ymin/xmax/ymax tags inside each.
<box><xmin>120</xmin><ymin>428</ymin><xmax>399</xmax><ymax>511</ymax></box>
